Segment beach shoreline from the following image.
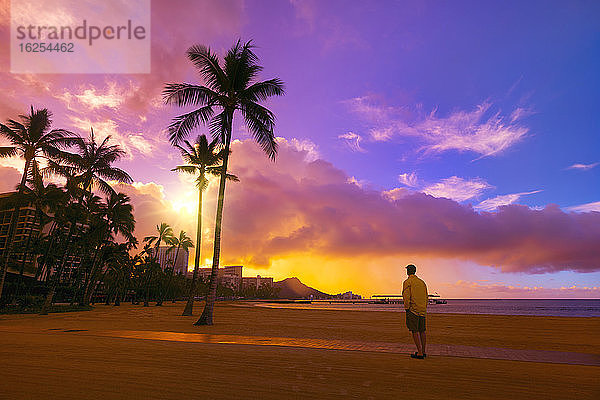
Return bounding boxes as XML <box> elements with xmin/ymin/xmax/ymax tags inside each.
<box><xmin>1</xmin><ymin>303</ymin><xmax>598</xmax><ymax>399</ymax></box>
<box><xmin>247</xmin><ymin>298</ymin><xmax>600</xmax><ymax>317</ymax></box>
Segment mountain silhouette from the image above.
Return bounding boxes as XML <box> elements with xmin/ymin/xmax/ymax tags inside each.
<box><xmin>274</xmin><ymin>277</ymin><xmax>330</xmax><ymax>299</ymax></box>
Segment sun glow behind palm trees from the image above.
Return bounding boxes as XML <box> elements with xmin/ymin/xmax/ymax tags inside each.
<box><xmin>170</xmin><ymin>196</ymin><xmax>197</xmax><ymax>216</ymax></box>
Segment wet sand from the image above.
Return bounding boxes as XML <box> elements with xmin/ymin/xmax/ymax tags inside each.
<box><xmin>1</xmin><ymin>302</ymin><xmax>598</xmax><ymax>399</ymax></box>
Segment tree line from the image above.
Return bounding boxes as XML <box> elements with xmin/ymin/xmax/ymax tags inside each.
<box><xmin>0</xmin><ymin>40</ymin><xmax>284</xmax><ymax>324</ymax></box>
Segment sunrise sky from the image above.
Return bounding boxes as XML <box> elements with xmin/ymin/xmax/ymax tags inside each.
<box><xmin>1</xmin><ymin>0</ymin><xmax>599</xmax><ymax>298</ymax></box>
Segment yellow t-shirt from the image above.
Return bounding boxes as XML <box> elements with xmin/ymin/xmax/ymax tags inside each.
<box><xmin>402</xmin><ymin>275</ymin><xmax>428</xmax><ymax>316</ymax></box>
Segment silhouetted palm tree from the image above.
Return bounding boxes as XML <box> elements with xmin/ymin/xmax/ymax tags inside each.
<box><xmin>82</xmin><ymin>192</ymin><xmax>136</xmax><ymax>305</ymax></box>
<box><xmin>164</xmin><ymin>230</ymin><xmax>194</xmax><ymax>304</ymax></box>
<box><xmin>171</xmin><ymin>134</ymin><xmax>238</xmax><ymax>315</ymax></box>
<box><xmin>143</xmin><ymin>222</ymin><xmax>174</xmax><ymax>306</ymax></box>
<box><xmin>40</xmin><ymin>130</ymin><xmax>132</xmax><ymax>313</ymax></box>
<box><xmin>164</xmin><ymin>40</ymin><xmax>284</xmax><ymax>325</ymax></box>
<box><xmin>14</xmin><ymin>176</ymin><xmax>65</xmax><ymax>297</ymax></box>
<box><xmin>48</xmin><ymin>128</ymin><xmax>132</xmax><ymax>199</ymax></box>
<box><xmin>0</xmin><ymin>106</ymin><xmax>76</xmax><ymax>299</ymax></box>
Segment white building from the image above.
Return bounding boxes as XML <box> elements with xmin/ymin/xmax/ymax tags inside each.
<box><xmin>197</xmin><ymin>265</ymin><xmax>242</xmax><ymax>290</ymax></box>
<box><xmin>152</xmin><ymin>246</ymin><xmax>189</xmax><ymax>275</ymax></box>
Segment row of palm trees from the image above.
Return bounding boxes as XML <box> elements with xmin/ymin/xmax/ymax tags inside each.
<box><xmin>0</xmin><ymin>110</ymin><xmax>199</xmax><ymax>310</ymax></box>
<box><xmin>0</xmin><ymin>39</ymin><xmax>284</xmax><ymax>324</ymax></box>
<box><xmin>0</xmin><ymin>107</ymin><xmax>139</xmax><ymax>311</ymax></box>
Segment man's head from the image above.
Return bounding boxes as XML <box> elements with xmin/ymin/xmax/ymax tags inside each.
<box><xmin>406</xmin><ymin>264</ymin><xmax>416</xmax><ymax>275</ymax></box>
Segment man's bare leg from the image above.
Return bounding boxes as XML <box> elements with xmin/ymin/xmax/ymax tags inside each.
<box><xmin>419</xmin><ymin>331</ymin><xmax>426</xmax><ymax>356</ymax></box>
<box><xmin>411</xmin><ymin>332</ymin><xmax>423</xmax><ymax>355</ymax></box>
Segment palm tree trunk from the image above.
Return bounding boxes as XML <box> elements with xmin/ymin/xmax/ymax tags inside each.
<box><xmin>40</xmin><ymin>222</ymin><xmax>80</xmax><ymax>314</ymax></box>
<box><xmin>144</xmin><ymin>265</ymin><xmax>151</xmax><ymax>307</ymax></box>
<box><xmin>15</xmin><ymin>216</ymin><xmax>37</xmax><ymax>301</ymax></box>
<box><xmin>167</xmin><ymin>245</ymin><xmax>181</xmax><ymax>303</ymax></box>
<box><xmin>183</xmin><ymin>187</ymin><xmax>203</xmax><ymax>316</ymax></box>
<box><xmin>114</xmin><ymin>279</ymin><xmax>123</xmax><ymax>306</ymax></box>
<box><xmin>196</xmin><ymin>132</ymin><xmax>231</xmax><ymax>326</ymax></box>
<box><xmin>154</xmin><ymin>242</ymin><xmax>164</xmax><ymax>306</ymax></box>
<box><xmin>35</xmin><ymin>221</ymin><xmax>58</xmax><ymax>281</ymax></box>
<box><xmin>84</xmin><ymin>260</ymin><xmax>105</xmax><ymax>305</ymax></box>
<box><xmin>40</xmin><ymin>259</ymin><xmax>66</xmax><ymax>315</ymax></box>
<box><xmin>81</xmin><ymin>245</ymin><xmax>103</xmax><ymax>306</ymax></box>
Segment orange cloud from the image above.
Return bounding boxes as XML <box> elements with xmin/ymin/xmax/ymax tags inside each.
<box><xmin>1</xmin><ymin>138</ymin><xmax>599</xmax><ymax>277</ymax></box>
<box><xmin>214</xmin><ymin>139</ymin><xmax>600</xmax><ymax>274</ymax></box>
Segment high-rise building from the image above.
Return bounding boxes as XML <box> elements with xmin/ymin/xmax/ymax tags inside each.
<box><xmin>152</xmin><ymin>246</ymin><xmax>189</xmax><ymax>274</ymax></box>
<box><xmin>0</xmin><ymin>191</ymin><xmax>85</xmax><ymax>281</ymax></box>
<box><xmin>197</xmin><ymin>265</ymin><xmax>242</xmax><ymax>290</ymax></box>
<box><xmin>0</xmin><ymin>192</ymin><xmax>42</xmax><ymax>277</ymax></box>
<box><xmin>241</xmin><ymin>275</ymin><xmax>274</xmax><ymax>290</ymax></box>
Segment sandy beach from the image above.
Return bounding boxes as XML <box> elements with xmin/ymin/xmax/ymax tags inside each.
<box><xmin>0</xmin><ymin>303</ymin><xmax>598</xmax><ymax>399</ymax></box>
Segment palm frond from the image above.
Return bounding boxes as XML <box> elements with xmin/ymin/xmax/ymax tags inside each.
<box><xmin>162</xmin><ymin>83</ymin><xmax>219</xmax><ymax>107</ymax></box>
<box><xmin>226</xmin><ymin>173</ymin><xmax>240</xmax><ymax>182</ymax></box>
<box><xmin>171</xmin><ymin>165</ymin><xmax>198</xmax><ymax>175</ymax></box>
<box><xmin>0</xmin><ymin>123</ymin><xmax>26</xmax><ymax>145</ymax></box>
<box><xmin>168</xmin><ymin>105</ymin><xmax>215</xmax><ymax>145</ymax></box>
<box><xmin>41</xmin><ymin>159</ymin><xmax>76</xmax><ymax>179</ymax></box>
<box><xmin>5</xmin><ymin>119</ymin><xmax>27</xmax><ymax>136</ymax></box>
<box><xmin>208</xmin><ymin>111</ymin><xmax>228</xmax><ymax>144</ymax></box>
<box><xmin>0</xmin><ymin>146</ymin><xmax>18</xmax><ymax>158</ymax></box>
<box><xmin>195</xmin><ymin>175</ymin><xmax>209</xmax><ymax>191</ymax></box>
<box><xmin>243</xmin><ymin>79</ymin><xmax>285</xmax><ymax>102</ymax></box>
<box><xmin>206</xmin><ymin>166</ymin><xmax>239</xmax><ymax>182</ymax></box>
<box><xmin>94</xmin><ymin>177</ymin><xmax>117</xmax><ymax>197</ymax></box>
<box><xmin>96</xmin><ymin>166</ymin><xmax>133</xmax><ymax>184</ymax></box>
<box><xmin>240</xmin><ymin>101</ymin><xmax>278</xmax><ymax>159</ymax></box>
<box><xmin>186</xmin><ymin>45</ymin><xmax>228</xmax><ymax>92</ymax></box>
<box><xmin>224</xmin><ymin>40</ymin><xmax>261</xmax><ymax>92</ymax></box>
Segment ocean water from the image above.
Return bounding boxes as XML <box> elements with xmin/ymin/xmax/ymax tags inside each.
<box><xmin>257</xmin><ymin>299</ymin><xmax>600</xmax><ymax>317</ymax></box>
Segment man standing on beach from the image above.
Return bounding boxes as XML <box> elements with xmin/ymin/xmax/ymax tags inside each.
<box><xmin>402</xmin><ymin>264</ymin><xmax>428</xmax><ymax>359</ymax></box>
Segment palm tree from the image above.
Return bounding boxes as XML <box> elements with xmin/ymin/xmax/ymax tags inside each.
<box><xmin>143</xmin><ymin>222</ymin><xmax>174</xmax><ymax>306</ymax></box>
<box><xmin>163</xmin><ymin>40</ymin><xmax>284</xmax><ymax>325</ymax></box>
<box><xmin>163</xmin><ymin>230</ymin><xmax>194</xmax><ymax>305</ymax></box>
<box><xmin>171</xmin><ymin>134</ymin><xmax>238</xmax><ymax>315</ymax></box>
<box><xmin>0</xmin><ymin>106</ymin><xmax>77</xmax><ymax>299</ymax></box>
<box><xmin>48</xmin><ymin>128</ymin><xmax>132</xmax><ymax>199</ymax></box>
<box><xmin>40</xmin><ymin>130</ymin><xmax>132</xmax><ymax>314</ymax></box>
<box><xmin>88</xmin><ymin>242</ymin><xmax>132</xmax><ymax>305</ymax></box>
<box><xmin>81</xmin><ymin>192</ymin><xmax>135</xmax><ymax>305</ymax></box>
<box><xmin>109</xmin><ymin>250</ymin><xmax>136</xmax><ymax>306</ymax></box>
<box><xmin>15</xmin><ymin>177</ymin><xmax>66</xmax><ymax>298</ymax></box>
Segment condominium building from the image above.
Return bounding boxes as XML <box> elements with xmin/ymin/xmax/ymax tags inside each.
<box><xmin>0</xmin><ymin>191</ymin><xmax>85</xmax><ymax>281</ymax></box>
<box><xmin>0</xmin><ymin>192</ymin><xmax>41</xmax><ymax>277</ymax></box>
<box><xmin>197</xmin><ymin>265</ymin><xmax>242</xmax><ymax>290</ymax></box>
<box><xmin>241</xmin><ymin>275</ymin><xmax>274</xmax><ymax>290</ymax></box>
<box><xmin>151</xmin><ymin>246</ymin><xmax>189</xmax><ymax>275</ymax></box>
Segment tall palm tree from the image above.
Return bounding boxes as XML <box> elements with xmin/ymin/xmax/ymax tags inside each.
<box><xmin>171</xmin><ymin>134</ymin><xmax>238</xmax><ymax>315</ymax></box>
<box><xmin>163</xmin><ymin>40</ymin><xmax>284</xmax><ymax>325</ymax></box>
<box><xmin>163</xmin><ymin>230</ymin><xmax>194</xmax><ymax>305</ymax></box>
<box><xmin>0</xmin><ymin>106</ymin><xmax>76</xmax><ymax>299</ymax></box>
<box><xmin>143</xmin><ymin>222</ymin><xmax>174</xmax><ymax>306</ymax></box>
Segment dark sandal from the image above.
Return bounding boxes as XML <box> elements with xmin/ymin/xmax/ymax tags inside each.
<box><xmin>410</xmin><ymin>353</ymin><xmax>425</xmax><ymax>359</ymax></box>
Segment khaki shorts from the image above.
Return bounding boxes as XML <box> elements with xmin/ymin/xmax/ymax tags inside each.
<box><xmin>406</xmin><ymin>310</ymin><xmax>426</xmax><ymax>332</ymax></box>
